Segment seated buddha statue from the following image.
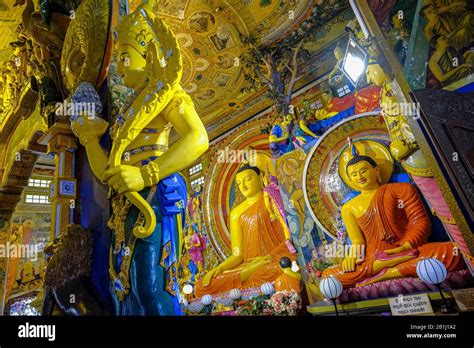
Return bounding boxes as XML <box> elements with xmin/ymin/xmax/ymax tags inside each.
<box><xmin>194</xmin><ymin>165</ymin><xmax>296</xmax><ymax>296</ymax></box>
<box><xmin>322</xmin><ymin>142</ymin><xmax>464</xmax><ymax>288</ymax></box>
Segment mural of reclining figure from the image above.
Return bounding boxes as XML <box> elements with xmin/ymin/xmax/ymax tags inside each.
<box><xmin>195</xmin><ymin>164</ymin><xmax>297</xmax><ymax>296</ymax></box>
<box><xmin>322</xmin><ymin>142</ymin><xmax>464</xmax><ymax>288</ymax></box>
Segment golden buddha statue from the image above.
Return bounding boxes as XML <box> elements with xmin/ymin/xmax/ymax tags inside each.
<box><xmin>322</xmin><ymin>141</ymin><xmax>463</xmax><ymax>288</ymax></box>
<box><xmin>194</xmin><ymin>164</ymin><xmax>296</xmax><ymax>297</ymax></box>
<box><xmin>70</xmin><ymin>2</ymin><xmax>208</xmax><ymax>315</ymax></box>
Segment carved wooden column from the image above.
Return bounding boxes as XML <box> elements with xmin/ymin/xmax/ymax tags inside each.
<box><xmin>39</xmin><ymin>119</ymin><xmax>78</xmax><ymax>240</ymax></box>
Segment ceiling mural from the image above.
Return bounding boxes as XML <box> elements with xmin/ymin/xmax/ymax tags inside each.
<box><xmin>0</xmin><ymin>0</ymin><xmax>23</xmax><ymax>64</ymax></box>
<box><xmin>0</xmin><ymin>0</ymin><xmax>353</xmax><ymax>143</ymax></box>
<box><xmin>124</xmin><ymin>0</ymin><xmax>350</xmax><ymax>140</ymax></box>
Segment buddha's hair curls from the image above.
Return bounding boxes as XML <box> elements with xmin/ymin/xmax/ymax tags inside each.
<box><xmin>346</xmin><ymin>155</ymin><xmax>378</xmax><ymax>175</ymax></box>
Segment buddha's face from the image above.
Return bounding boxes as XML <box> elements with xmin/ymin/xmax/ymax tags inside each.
<box><xmin>347</xmin><ymin>161</ymin><xmax>380</xmax><ymax>191</ymax></box>
<box><xmin>236</xmin><ymin>169</ymin><xmax>262</xmax><ymax>198</ymax></box>
<box><xmin>366</xmin><ymin>63</ymin><xmax>386</xmax><ymax>87</ymax></box>
<box><xmin>116</xmin><ymin>39</ymin><xmax>146</xmax><ymax>89</ymax></box>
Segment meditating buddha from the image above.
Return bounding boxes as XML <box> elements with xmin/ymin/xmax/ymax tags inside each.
<box><xmin>322</xmin><ymin>142</ymin><xmax>463</xmax><ymax>288</ymax></box>
<box><xmin>194</xmin><ymin>164</ymin><xmax>296</xmax><ymax>296</ymax></box>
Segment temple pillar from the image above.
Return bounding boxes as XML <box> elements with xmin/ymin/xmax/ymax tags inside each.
<box><xmin>39</xmin><ymin>119</ymin><xmax>78</xmax><ymax>240</ymax></box>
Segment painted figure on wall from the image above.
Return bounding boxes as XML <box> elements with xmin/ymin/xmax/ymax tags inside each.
<box><xmin>428</xmin><ymin>34</ymin><xmax>473</xmax><ymax>86</ymax></box>
<box><xmin>386</xmin><ymin>13</ymin><xmax>411</xmax><ymax>65</ymax></box>
<box><xmin>327</xmin><ymin>46</ymin><xmax>346</xmax><ymax>94</ymax></box>
<box><xmin>322</xmin><ymin>141</ymin><xmax>464</xmax><ymax>288</ymax></box>
<box><xmin>194</xmin><ymin>164</ymin><xmax>296</xmax><ymax>296</ymax></box>
<box><xmin>70</xmin><ymin>2</ymin><xmax>208</xmax><ymax>315</ymax></box>
<box><xmin>420</xmin><ymin>2</ymin><xmax>473</xmax><ymax>52</ymax></box>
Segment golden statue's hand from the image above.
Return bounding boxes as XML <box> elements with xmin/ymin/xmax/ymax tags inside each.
<box><xmin>202</xmin><ymin>267</ymin><xmax>223</xmax><ymax>287</ymax></box>
<box><xmin>341</xmin><ymin>256</ymin><xmax>357</xmax><ymax>273</ymax></box>
<box><xmin>71</xmin><ymin>116</ymin><xmax>109</xmax><ymax>146</ymax></box>
<box><xmin>384</xmin><ymin>242</ymin><xmax>413</xmax><ymax>255</ymax></box>
<box><xmin>103</xmin><ymin>165</ymin><xmax>145</xmax><ymax>194</ymax></box>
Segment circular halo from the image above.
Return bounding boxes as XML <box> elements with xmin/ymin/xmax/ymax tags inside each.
<box><xmin>338</xmin><ymin>139</ymin><xmax>394</xmax><ymax>191</ymax></box>
<box><xmin>302</xmin><ymin>112</ymin><xmax>392</xmax><ymax>239</ymax></box>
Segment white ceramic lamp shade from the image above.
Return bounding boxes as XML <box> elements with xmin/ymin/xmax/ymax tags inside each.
<box><xmin>261</xmin><ymin>282</ymin><xmax>275</xmax><ymax>296</ymax></box>
<box><xmin>229</xmin><ymin>288</ymin><xmax>241</xmax><ymax>300</ymax></box>
<box><xmin>319</xmin><ymin>276</ymin><xmax>343</xmax><ymax>300</ymax></box>
<box><xmin>201</xmin><ymin>294</ymin><xmax>213</xmax><ymax>305</ymax></box>
<box><xmin>183</xmin><ymin>284</ymin><xmax>194</xmax><ymax>295</ymax></box>
<box><xmin>416</xmin><ymin>258</ymin><xmax>448</xmax><ymax>285</ymax></box>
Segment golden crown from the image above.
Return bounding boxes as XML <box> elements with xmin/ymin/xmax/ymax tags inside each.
<box><xmin>115</xmin><ymin>7</ymin><xmax>156</xmax><ymax>57</ymax></box>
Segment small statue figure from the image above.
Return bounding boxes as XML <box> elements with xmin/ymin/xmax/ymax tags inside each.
<box><xmin>290</xmin><ymin>108</ymin><xmax>319</xmax><ymax>149</ymax></box>
<box><xmin>42</xmin><ymin>225</ymin><xmax>109</xmax><ymax>315</ymax></box>
<box><xmin>327</xmin><ymin>46</ymin><xmax>345</xmax><ymax>90</ymax></box>
<box><xmin>186</xmin><ymin>227</ymin><xmax>206</xmax><ymax>272</ymax></box>
<box><xmin>269</xmin><ymin>115</ymin><xmax>295</xmax><ymax>157</ymax></box>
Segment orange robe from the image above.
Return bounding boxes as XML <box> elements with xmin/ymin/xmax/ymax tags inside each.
<box><xmin>323</xmin><ymin>183</ymin><xmax>463</xmax><ymax>288</ymax></box>
<box><xmin>195</xmin><ymin>195</ymin><xmax>294</xmax><ymax>296</ymax></box>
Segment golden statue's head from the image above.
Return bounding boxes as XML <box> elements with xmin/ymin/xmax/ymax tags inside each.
<box><xmin>236</xmin><ymin>164</ymin><xmax>262</xmax><ymax>199</ymax></box>
<box><xmin>365</xmin><ymin>60</ymin><xmax>386</xmax><ymax>87</ymax></box>
<box><xmin>346</xmin><ymin>152</ymin><xmax>381</xmax><ymax>192</ymax></box>
<box><xmin>115</xmin><ymin>8</ymin><xmax>153</xmax><ymax>88</ymax></box>
<box><xmin>114</xmin><ymin>5</ymin><xmax>182</xmax><ymax>94</ymax></box>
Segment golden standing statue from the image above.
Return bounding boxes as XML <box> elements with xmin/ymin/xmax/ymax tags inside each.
<box><xmin>70</xmin><ymin>2</ymin><xmax>208</xmax><ymax>315</ymax></box>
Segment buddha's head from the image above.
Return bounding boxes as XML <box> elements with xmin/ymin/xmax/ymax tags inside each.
<box><xmin>236</xmin><ymin>164</ymin><xmax>262</xmax><ymax>199</ymax></box>
<box><xmin>365</xmin><ymin>60</ymin><xmax>386</xmax><ymax>87</ymax></box>
<box><xmin>346</xmin><ymin>154</ymin><xmax>381</xmax><ymax>192</ymax></box>
<box><xmin>115</xmin><ymin>9</ymin><xmax>153</xmax><ymax>88</ymax></box>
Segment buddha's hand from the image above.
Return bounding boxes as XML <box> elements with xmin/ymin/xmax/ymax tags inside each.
<box><xmin>202</xmin><ymin>267</ymin><xmax>223</xmax><ymax>287</ymax></box>
<box><xmin>384</xmin><ymin>242</ymin><xmax>413</xmax><ymax>255</ymax></box>
<box><xmin>341</xmin><ymin>256</ymin><xmax>358</xmax><ymax>273</ymax></box>
<box><xmin>71</xmin><ymin>116</ymin><xmax>109</xmax><ymax>146</ymax></box>
<box><xmin>102</xmin><ymin>165</ymin><xmax>145</xmax><ymax>194</ymax></box>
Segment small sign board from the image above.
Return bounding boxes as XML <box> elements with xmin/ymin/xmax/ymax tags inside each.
<box><xmin>451</xmin><ymin>288</ymin><xmax>474</xmax><ymax>311</ymax></box>
<box><xmin>388</xmin><ymin>293</ymin><xmax>434</xmax><ymax>316</ymax></box>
